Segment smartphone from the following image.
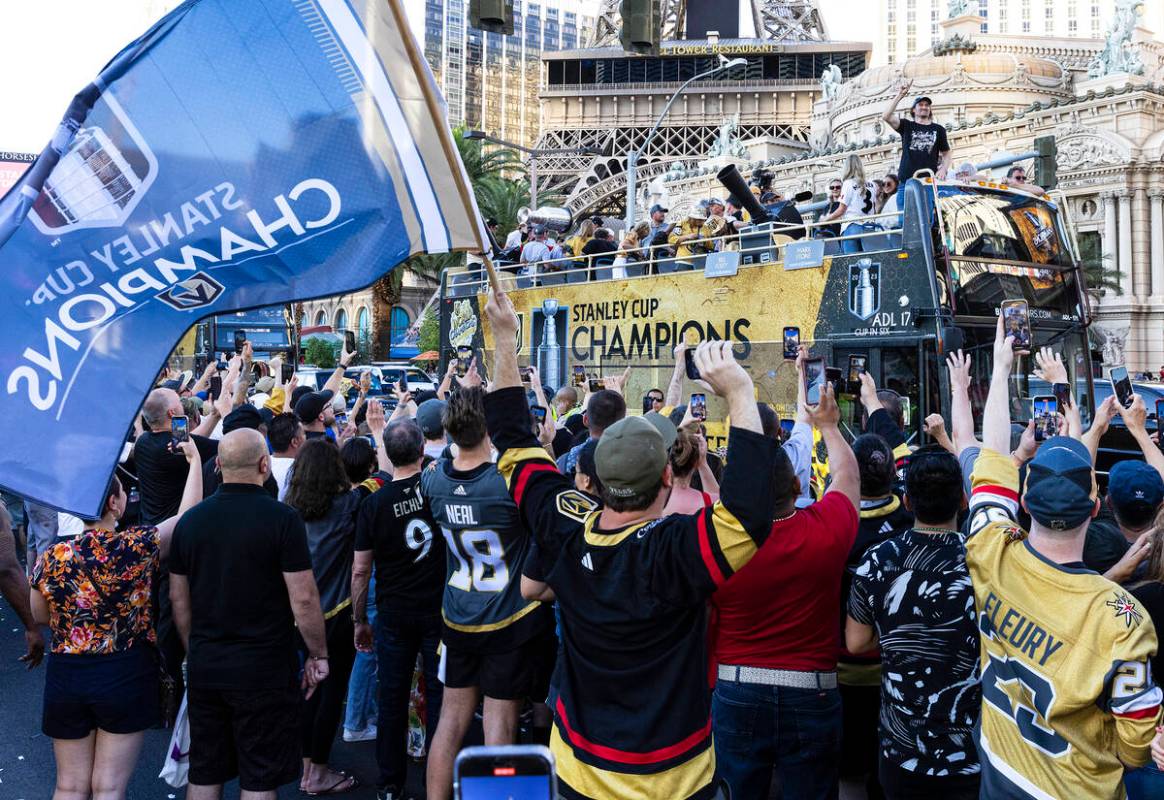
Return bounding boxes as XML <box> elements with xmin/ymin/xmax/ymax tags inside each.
<box><xmin>783</xmin><ymin>326</ymin><xmax>800</xmax><ymax>361</ymax></box>
<box><xmin>804</xmin><ymin>357</ymin><xmax>825</xmax><ymax>405</ymax></box>
<box><xmin>456</xmin><ymin>346</ymin><xmax>472</xmax><ymax>378</ymax></box>
<box><xmin>170</xmin><ymin>415</ymin><xmax>189</xmax><ymax>444</ymax></box>
<box><xmin>825</xmin><ymin>366</ymin><xmax>843</xmax><ymax>395</ymax></box>
<box><xmin>847</xmin><ymin>354</ymin><xmax>868</xmax><ymax>394</ymax></box>
<box><xmin>399</xmin><ymin>371</ymin><xmax>409</xmax><ymax>392</ymax></box>
<box><xmin>1110</xmin><ymin>365</ymin><xmax>1134</xmax><ymax>408</ymax></box>
<box><xmin>454</xmin><ymin>745</ymin><xmax>556</xmax><ymax>800</ymax></box>
<box><xmin>1032</xmin><ymin>395</ymin><xmax>1057</xmax><ymax>442</ymax></box>
<box><xmin>684</xmin><ymin>347</ymin><xmax>701</xmax><ymax>381</ymax></box>
<box><xmin>572</xmin><ymin>365</ymin><xmax>586</xmax><ymax>387</ymax></box>
<box><xmin>520</xmin><ymin>367</ymin><xmax>532</xmax><ymax>384</ymax></box>
<box><xmin>530</xmin><ymin>404</ymin><xmax>547</xmax><ymax>434</ymax></box>
<box><xmin>1052</xmin><ymin>382</ymin><xmax>1070</xmax><ymax>412</ymax></box>
<box><xmin>208</xmin><ymin>375</ymin><xmax>222</xmax><ymax>400</ymax></box>
<box><xmin>588</xmin><ymin>377</ymin><xmax>606</xmax><ymax>392</ymax></box>
<box><xmin>1156</xmin><ymin>399</ymin><xmax>1164</xmax><ymax>450</ymax></box>
<box><xmin>901</xmin><ymin>395</ymin><xmax>912</xmax><ymax>425</ymax></box>
<box><xmin>779</xmin><ymin>418</ymin><xmax>795</xmax><ymax>437</ymax></box>
<box><xmin>233</xmin><ymin>329</ymin><xmax>247</xmax><ymax>354</ymax></box>
<box><xmin>1000</xmin><ymin>299</ymin><xmax>1031</xmax><ymax>350</ymax></box>
<box><xmin>336</xmin><ymin>412</ymin><xmax>348</xmax><ymax>428</ymax></box>
<box><xmin>690</xmin><ymin>392</ymin><xmax>707</xmax><ymax>420</ymax></box>
<box><xmin>216</xmin><ymin>360</ymin><xmax>229</xmax><ymax>371</ymax></box>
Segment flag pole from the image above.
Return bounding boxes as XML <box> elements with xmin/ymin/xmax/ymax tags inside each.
<box><xmin>480</xmin><ymin>252</ymin><xmax>503</xmax><ymax>295</ymax></box>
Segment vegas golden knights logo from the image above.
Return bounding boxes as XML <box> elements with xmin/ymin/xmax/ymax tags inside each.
<box><xmin>556</xmin><ymin>489</ymin><xmax>599</xmax><ymax>523</ymax></box>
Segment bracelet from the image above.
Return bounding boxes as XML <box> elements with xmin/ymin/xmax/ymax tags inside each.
<box><xmin>309</xmin><ymin>655</ymin><xmax>329</xmax><ymax>661</ymax></box>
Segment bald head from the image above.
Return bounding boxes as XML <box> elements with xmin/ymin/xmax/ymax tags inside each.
<box><xmin>143</xmin><ymin>388</ymin><xmax>181</xmax><ymax>430</ymax></box>
<box><xmin>554</xmin><ymin>386</ymin><xmax>578</xmax><ymax>413</ymax></box>
<box><xmin>217</xmin><ymin>429</ymin><xmax>270</xmax><ymax>485</ymax></box>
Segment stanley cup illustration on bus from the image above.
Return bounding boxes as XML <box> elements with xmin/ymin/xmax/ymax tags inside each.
<box><xmin>538</xmin><ymin>298</ymin><xmax>561</xmax><ymax>388</ymax></box>
<box><xmin>848</xmin><ymin>257</ymin><xmax>881</xmax><ymax>321</ymax></box>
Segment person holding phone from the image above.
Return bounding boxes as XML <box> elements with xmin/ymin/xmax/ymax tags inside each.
<box><xmin>483</xmin><ymin>287</ymin><xmax>779</xmax><ymax>800</ymax></box>
<box><xmin>662</xmin><ymin>422</ymin><xmax>721</xmax><ymax>515</ymax></box>
<box><xmin>31</xmin><ymin>440</ymin><xmax>202</xmax><ymax>800</ymax></box>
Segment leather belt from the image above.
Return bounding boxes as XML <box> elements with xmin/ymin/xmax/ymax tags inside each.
<box><xmin>717</xmin><ymin>664</ymin><xmax>838</xmax><ymax>690</ymax></box>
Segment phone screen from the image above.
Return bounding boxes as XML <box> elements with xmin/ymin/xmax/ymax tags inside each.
<box><xmin>783</xmin><ymin>327</ymin><xmax>800</xmax><ymax>360</ymax></box>
<box><xmin>456</xmin><ymin>346</ymin><xmax>472</xmax><ymax>378</ymax></box>
<box><xmin>530</xmin><ymin>405</ymin><xmax>547</xmax><ymax>433</ymax></box>
<box><xmin>690</xmin><ymin>393</ymin><xmax>707</xmax><ymax>420</ymax></box>
<box><xmin>847</xmin><ymin>355</ymin><xmax>867</xmax><ymax>386</ymax></box>
<box><xmin>1111</xmin><ymin>366</ymin><xmax>1133</xmax><ymax>408</ymax></box>
<box><xmin>1000</xmin><ymin>300</ymin><xmax>1031</xmax><ymax>350</ymax></box>
<box><xmin>171</xmin><ymin>415</ymin><xmax>189</xmax><ymax>444</ymax></box>
<box><xmin>521</xmin><ymin>367</ymin><xmax>532</xmax><ymax>383</ymax></box>
<box><xmin>1052</xmin><ymin>382</ymin><xmax>1070</xmax><ymax>411</ymax></box>
<box><xmin>1032</xmin><ymin>396</ymin><xmax>1057</xmax><ymax>442</ymax></box>
<box><xmin>209</xmin><ymin>376</ymin><xmax>222</xmax><ymax>400</ymax></box>
<box><xmin>684</xmin><ymin>348</ymin><xmax>701</xmax><ymax>381</ymax></box>
<box><xmin>399</xmin><ymin>372</ymin><xmax>409</xmax><ymax>392</ymax></box>
<box><xmin>588</xmin><ymin>377</ymin><xmax>605</xmax><ymax>393</ymax></box>
<box><xmin>825</xmin><ymin>366</ymin><xmax>842</xmax><ymax>394</ymax></box>
<box><xmin>804</xmin><ymin>358</ymin><xmax>825</xmax><ymax>405</ymax></box>
<box><xmin>455</xmin><ymin>746</ymin><xmax>555</xmax><ymax>800</ymax></box>
<box><xmin>233</xmin><ymin>329</ymin><xmax>247</xmax><ymax>354</ymax></box>
<box><xmin>779</xmin><ymin>419</ymin><xmax>795</xmax><ymax>437</ymax></box>
<box><xmin>572</xmin><ymin>365</ymin><xmax>586</xmax><ymax>387</ymax></box>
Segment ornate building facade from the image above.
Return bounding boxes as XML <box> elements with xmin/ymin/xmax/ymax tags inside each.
<box><xmin>647</xmin><ymin>10</ymin><xmax>1164</xmax><ymax>371</ymax></box>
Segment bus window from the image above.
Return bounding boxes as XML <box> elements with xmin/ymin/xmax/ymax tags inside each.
<box><xmin>880</xmin><ymin>346</ymin><xmax>920</xmax><ymax>434</ymax></box>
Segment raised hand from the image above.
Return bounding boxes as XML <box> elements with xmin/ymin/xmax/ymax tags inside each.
<box><xmin>1033</xmin><ymin>347</ymin><xmax>1068</xmax><ymax>385</ymax></box>
<box><xmin>946</xmin><ymin>350</ymin><xmax>971</xmax><ymax>391</ymax></box>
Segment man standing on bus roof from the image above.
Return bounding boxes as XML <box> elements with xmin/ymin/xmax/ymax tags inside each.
<box><xmin>883</xmin><ymin>80</ymin><xmax>951</xmax><ymax>211</ymax></box>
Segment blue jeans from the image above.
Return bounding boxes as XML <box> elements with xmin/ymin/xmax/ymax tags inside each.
<box><xmin>344</xmin><ymin>573</ymin><xmax>378</xmax><ymax>732</ymax></box>
<box><xmin>1126</xmin><ymin>760</ymin><xmax>1164</xmax><ymax>799</ymax></box>
<box><xmin>841</xmin><ymin>222</ymin><xmax>866</xmax><ymax>253</ymax></box>
<box><xmin>713</xmin><ymin>678</ymin><xmax>842</xmax><ymax>800</ymax></box>
<box><xmin>375</xmin><ymin>609</ymin><xmax>442</xmax><ymax>792</ymax></box>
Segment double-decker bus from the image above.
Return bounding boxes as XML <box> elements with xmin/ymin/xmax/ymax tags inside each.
<box><xmin>438</xmin><ymin>170</ymin><xmax>1125</xmax><ymax>477</ymax></box>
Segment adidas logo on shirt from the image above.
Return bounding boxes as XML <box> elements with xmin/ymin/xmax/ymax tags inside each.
<box><xmin>454</xmin><ymin>485</ymin><xmax>467</xmax><ymax>496</ymax></box>
<box><xmin>581</xmin><ymin>552</ymin><xmax>594</xmax><ymax>571</ymax></box>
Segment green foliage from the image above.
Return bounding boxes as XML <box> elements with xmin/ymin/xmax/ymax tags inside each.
<box><xmin>304</xmin><ymin>336</ymin><xmax>337</xmax><ymax>369</ymax></box>
<box><xmin>1076</xmin><ymin>231</ymin><xmax>1121</xmax><ymax>295</ymax></box>
<box><xmin>418</xmin><ymin>307</ymin><xmax>440</xmax><ymax>355</ymax></box>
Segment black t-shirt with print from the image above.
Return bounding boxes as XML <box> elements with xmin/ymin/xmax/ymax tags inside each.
<box><xmin>896</xmin><ymin>118</ymin><xmax>949</xmax><ymax>182</ymax></box>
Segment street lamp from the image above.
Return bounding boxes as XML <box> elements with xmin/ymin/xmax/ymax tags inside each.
<box><xmin>624</xmin><ymin>54</ymin><xmax>747</xmax><ymax>230</ymax></box>
<box><xmin>463</xmin><ymin>130</ymin><xmax>602</xmax><ymax>209</ymax></box>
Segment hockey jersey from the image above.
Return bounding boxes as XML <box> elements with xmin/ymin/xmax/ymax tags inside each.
<box><xmin>967</xmin><ymin>447</ymin><xmax>1162</xmax><ymax>799</ymax></box>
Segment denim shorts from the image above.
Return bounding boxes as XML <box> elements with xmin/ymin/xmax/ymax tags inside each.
<box><xmin>43</xmin><ymin>645</ymin><xmax>160</xmax><ymax>739</ymax></box>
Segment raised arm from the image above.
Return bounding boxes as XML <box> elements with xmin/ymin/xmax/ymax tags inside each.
<box><xmin>1117</xmin><ymin>394</ymin><xmax>1164</xmax><ymax>481</ymax></box>
<box><xmin>437</xmin><ymin>359</ymin><xmax>456</xmax><ymax>401</ymax></box>
<box><xmin>810</xmin><ymin>384</ymin><xmax>860</xmax><ymax>510</ymax></box>
<box><xmin>882</xmin><ymin>79</ymin><xmax>910</xmax><ymax>131</ymax></box>
<box><xmin>155</xmin><ymin>440</ymin><xmax>205</xmax><ymax>554</ymax></box>
<box><xmin>947</xmin><ymin>350</ymin><xmax>979</xmax><ymax>454</ymax></box>
<box><xmin>664</xmin><ymin>343</ymin><xmax>687</xmax><ymax>409</ymax></box>
<box><xmin>231</xmin><ymin>341</ymin><xmax>254</xmax><ymax>410</ymax></box>
<box><xmin>321</xmin><ymin>345</ymin><xmax>356</xmax><ymax>396</ymax></box>
<box><xmin>366</xmin><ymin>398</ymin><xmax>392</xmax><ymax>475</ymax></box>
<box><xmin>188</xmin><ymin>362</ymin><xmax>216</xmax><ymax>397</ymax></box>
<box><xmin>924</xmin><ymin>414</ymin><xmax>955</xmax><ymax>453</ymax></box>
<box><xmin>983</xmin><ymin>313</ymin><xmax>1016</xmax><ymax>454</ymax></box>
<box><xmin>1082</xmin><ymin>396</ymin><xmax>1118</xmax><ymax>465</ymax></box>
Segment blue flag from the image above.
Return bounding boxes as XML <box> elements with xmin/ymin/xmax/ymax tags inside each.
<box><xmin>0</xmin><ymin>0</ymin><xmax>484</xmax><ymax>515</ymax></box>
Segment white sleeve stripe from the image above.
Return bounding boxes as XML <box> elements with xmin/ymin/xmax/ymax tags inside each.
<box><xmin>1112</xmin><ymin>686</ymin><xmax>1163</xmax><ymax>714</ymax></box>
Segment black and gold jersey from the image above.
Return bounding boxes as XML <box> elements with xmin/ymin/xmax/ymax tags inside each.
<box><xmin>485</xmin><ymin>386</ymin><xmax>779</xmax><ymax>800</ymax></box>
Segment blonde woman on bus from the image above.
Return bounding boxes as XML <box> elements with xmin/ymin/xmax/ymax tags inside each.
<box><xmin>820</xmin><ymin>155</ymin><xmax>877</xmax><ymax>254</ymax></box>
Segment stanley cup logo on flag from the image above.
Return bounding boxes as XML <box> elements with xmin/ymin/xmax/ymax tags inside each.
<box><xmin>0</xmin><ymin>0</ymin><xmax>486</xmax><ymax>515</ymax></box>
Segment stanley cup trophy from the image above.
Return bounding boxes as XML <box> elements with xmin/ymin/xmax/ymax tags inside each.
<box><xmin>538</xmin><ymin>299</ymin><xmax>561</xmax><ymax>389</ymax></box>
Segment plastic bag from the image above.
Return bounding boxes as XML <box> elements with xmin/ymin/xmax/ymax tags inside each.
<box><xmin>158</xmin><ymin>693</ymin><xmax>190</xmax><ymax>788</ymax></box>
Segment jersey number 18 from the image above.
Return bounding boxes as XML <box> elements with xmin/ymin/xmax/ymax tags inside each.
<box><xmin>441</xmin><ymin>527</ymin><xmax>509</xmax><ymax>592</ymax></box>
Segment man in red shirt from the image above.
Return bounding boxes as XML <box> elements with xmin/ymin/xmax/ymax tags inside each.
<box><xmin>710</xmin><ymin>382</ymin><xmax>860</xmax><ymax>799</ymax></box>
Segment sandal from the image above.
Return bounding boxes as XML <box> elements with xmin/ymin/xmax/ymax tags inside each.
<box><xmin>304</xmin><ymin>770</ymin><xmax>360</xmax><ymax>796</ymax></box>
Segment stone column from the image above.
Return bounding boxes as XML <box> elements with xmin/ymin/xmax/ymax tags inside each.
<box><xmin>1102</xmin><ymin>191</ymin><xmax>1118</xmax><ymax>290</ymax></box>
<box><xmin>1133</xmin><ymin>186</ymin><xmax>1151</xmax><ymax>298</ymax></box>
<box><xmin>1151</xmin><ymin>191</ymin><xmax>1164</xmax><ymax>296</ymax></box>
<box><xmin>1118</xmin><ymin>190</ymin><xmax>1133</xmax><ymax>297</ymax></box>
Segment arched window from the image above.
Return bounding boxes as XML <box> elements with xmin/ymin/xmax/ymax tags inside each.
<box><xmin>334</xmin><ymin>307</ymin><xmax>348</xmax><ymax>331</ymax></box>
<box><xmin>357</xmin><ymin>307</ymin><xmax>370</xmax><ymax>342</ymax></box>
<box><xmin>315</xmin><ymin>309</ymin><xmax>328</xmax><ymax>326</ymax></box>
<box><xmin>390</xmin><ymin>307</ymin><xmax>411</xmax><ymax>345</ymax></box>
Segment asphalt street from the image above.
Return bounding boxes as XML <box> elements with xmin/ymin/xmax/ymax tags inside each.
<box><xmin>0</xmin><ymin>594</ymin><xmax>424</xmax><ymax>800</ymax></box>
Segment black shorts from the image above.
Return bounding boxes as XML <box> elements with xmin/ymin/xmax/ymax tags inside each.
<box><xmin>439</xmin><ymin>629</ymin><xmax>557</xmax><ymax>700</ymax></box>
<box><xmin>43</xmin><ymin>646</ymin><xmax>160</xmax><ymax>739</ymax></box>
<box><xmin>187</xmin><ymin>684</ymin><xmax>301</xmax><ymax>792</ymax></box>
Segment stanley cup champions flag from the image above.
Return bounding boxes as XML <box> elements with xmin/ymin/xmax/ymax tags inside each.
<box><xmin>0</xmin><ymin>0</ymin><xmax>485</xmax><ymax>515</ymax></box>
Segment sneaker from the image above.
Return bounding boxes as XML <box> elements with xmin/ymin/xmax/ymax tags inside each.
<box><xmin>342</xmin><ymin>725</ymin><xmax>378</xmax><ymax>742</ymax></box>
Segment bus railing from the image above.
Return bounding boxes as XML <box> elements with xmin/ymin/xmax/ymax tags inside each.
<box><xmin>445</xmin><ymin>209</ymin><xmax>905</xmax><ymax>295</ymax></box>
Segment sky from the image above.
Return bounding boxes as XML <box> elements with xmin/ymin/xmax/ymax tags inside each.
<box><xmin>0</xmin><ymin>0</ymin><xmax>874</xmax><ymax>155</ymax></box>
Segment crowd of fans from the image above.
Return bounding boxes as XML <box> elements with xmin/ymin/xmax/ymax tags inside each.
<box><xmin>4</xmin><ymin>295</ymin><xmax>1164</xmax><ymax>800</ymax></box>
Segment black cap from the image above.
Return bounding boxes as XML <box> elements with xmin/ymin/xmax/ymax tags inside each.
<box><xmin>290</xmin><ymin>385</ymin><xmax>313</xmax><ymax>408</ymax></box>
<box><xmin>911</xmin><ymin>96</ymin><xmax>933</xmax><ymax>109</ymax></box>
<box><xmin>223</xmin><ymin>405</ymin><xmax>264</xmax><ymax>434</ymax></box>
<box><xmin>295</xmin><ymin>390</ymin><xmax>335</xmax><ymax>423</ymax></box>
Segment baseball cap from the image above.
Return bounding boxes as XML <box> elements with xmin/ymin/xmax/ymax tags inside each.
<box><xmin>416</xmin><ymin>399</ymin><xmax>447</xmax><ymax>439</ymax></box>
<box><xmin>650</xmin><ymin>203</ymin><xmax>669</xmax><ymax>214</ymax></box>
<box><xmin>223</xmin><ymin>404</ymin><xmax>264</xmax><ymax>434</ymax></box>
<box><xmin>911</xmin><ymin>95</ymin><xmax>933</xmax><ymax>109</ymax></box>
<box><xmin>1023</xmin><ymin>436</ymin><xmax>1097</xmax><ymax>531</ymax></box>
<box><xmin>642</xmin><ymin>411</ymin><xmax>678</xmax><ymax>451</ymax></box>
<box><xmin>291</xmin><ymin>385</ymin><xmax>313</xmax><ymax>409</ymax></box>
<box><xmin>595</xmin><ymin>416</ymin><xmax>668</xmax><ymax>498</ymax></box>
<box><xmin>295</xmin><ymin>390</ymin><xmax>335</xmax><ymax>423</ymax></box>
<box><xmin>707</xmin><ymin>197</ymin><xmax>724</xmax><ymax>207</ymax></box>
<box><xmin>1108</xmin><ymin>461</ymin><xmax>1164</xmax><ymax>520</ymax></box>
<box><xmin>161</xmin><ymin>379</ymin><xmax>183</xmax><ymax>392</ymax></box>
